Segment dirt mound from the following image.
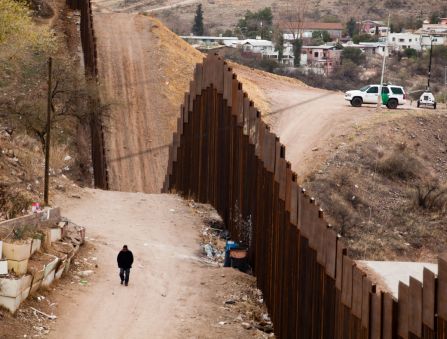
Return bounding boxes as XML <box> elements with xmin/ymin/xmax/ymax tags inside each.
<box><xmin>94</xmin><ymin>13</ymin><xmax>274</xmax><ymax>193</ymax></box>
<box><xmin>303</xmin><ymin>110</ymin><xmax>447</xmax><ymax>261</ymax></box>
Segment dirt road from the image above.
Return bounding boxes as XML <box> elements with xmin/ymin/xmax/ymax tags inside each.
<box><xmin>93</xmin><ymin>10</ymin><xmax>272</xmax><ymax>194</ymax></box>
<box><xmin>95</xmin><ymin>13</ymin><xmax>174</xmax><ymax>193</ymax></box>
<box><xmin>234</xmin><ymin>67</ymin><xmax>406</xmax><ymax>180</ymax></box>
<box><xmin>49</xmin><ymin>190</ymin><xmax>266</xmax><ymax>338</ymax></box>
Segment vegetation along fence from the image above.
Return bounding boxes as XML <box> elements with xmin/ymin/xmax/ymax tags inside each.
<box><xmin>67</xmin><ymin>0</ymin><xmax>108</xmax><ymax>189</ymax></box>
<box><xmin>164</xmin><ymin>53</ymin><xmax>447</xmax><ymax>339</ymax></box>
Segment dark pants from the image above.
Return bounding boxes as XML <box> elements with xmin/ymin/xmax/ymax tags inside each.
<box><xmin>119</xmin><ymin>268</ymin><xmax>130</xmax><ymax>284</ymax></box>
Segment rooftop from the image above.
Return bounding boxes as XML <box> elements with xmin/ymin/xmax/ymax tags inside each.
<box><xmin>180</xmin><ymin>35</ymin><xmax>239</xmax><ymax>40</ymax></box>
<box><xmin>279</xmin><ymin>21</ymin><xmax>344</xmax><ymax>31</ymax></box>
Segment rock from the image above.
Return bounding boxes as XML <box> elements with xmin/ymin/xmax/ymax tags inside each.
<box><xmin>77</xmin><ymin>270</ymin><xmax>94</xmax><ymax>277</ymax></box>
<box><xmin>224</xmin><ymin>299</ymin><xmax>236</xmax><ymax>305</ymax></box>
<box><xmin>241</xmin><ymin>322</ymin><xmax>252</xmax><ymax>330</ymax></box>
<box><xmin>56</xmin><ymin>185</ymin><xmax>65</xmax><ymax>192</ymax></box>
<box><xmin>312</xmin><ymin>147</ymin><xmax>319</xmax><ymax>151</ymax></box>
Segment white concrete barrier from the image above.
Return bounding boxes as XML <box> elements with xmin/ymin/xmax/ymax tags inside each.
<box><xmin>41</xmin><ymin>269</ymin><xmax>55</xmax><ymax>287</ymax></box>
<box><xmin>30</xmin><ymin>238</ymin><xmax>42</xmax><ymax>255</ymax></box>
<box><xmin>2</xmin><ymin>240</ymin><xmax>32</xmax><ymax>261</ymax></box>
<box><xmin>7</xmin><ymin>259</ymin><xmax>29</xmax><ymax>275</ymax></box>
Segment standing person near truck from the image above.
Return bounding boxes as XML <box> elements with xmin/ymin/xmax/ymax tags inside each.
<box><xmin>117</xmin><ymin>245</ymin><xmax>134</xmax><ymax>286</ymax></box>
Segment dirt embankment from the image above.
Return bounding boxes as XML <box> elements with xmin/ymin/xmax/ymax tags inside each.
<box><xmin>93</xmin><ymin>12</ymin><xmax>271</xmax><ymax>194</ymax></box>
<box><xmin>303</xmin><ymin>110</ymin><xmax>447</xmax><ymax>262</ymax></box>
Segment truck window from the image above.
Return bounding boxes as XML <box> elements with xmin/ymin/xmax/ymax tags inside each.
<box><xmin>367</xmin><ymin>86</ymin><xmax>378</xmax><ymax>94</ymax></box>
<box><xmin>382</xmin><ymin>87</ymin><xmax>389</xmax><ymax>94</ymax></box>
<box><xmin>391</xmin><ymin>87</ymin><xmax>404</xmax><ymax>94</ymax></box>
<box><xmin>359</xmin><ymin>85</ymin><xmax>370</xmax><ymax>92</ymax></box>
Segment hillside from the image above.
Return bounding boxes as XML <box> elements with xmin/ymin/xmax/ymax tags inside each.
<box><xmin>93</xmin><ymin>11</ymin><xmax>297</xmax><ymax>193</ymax></box>
<box><xmin>110</xmin><ymin>0</ymin><xmax>447</xmax><ymax>35</ymax></box>
<box><xmin>303</xmin><ymin>110</ymin><xmax>447</xmax><ymax>262</ymax></box>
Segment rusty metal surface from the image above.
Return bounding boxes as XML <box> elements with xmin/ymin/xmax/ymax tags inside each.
<box><xmin>163</xmin><ymin>53</ymin><xmax>447</xmax><ymax>339</ymax></box>
<box><xmin>75</xmin><ymin>0</ymin><xmax>109</xmax><ymax>189</ymax></box>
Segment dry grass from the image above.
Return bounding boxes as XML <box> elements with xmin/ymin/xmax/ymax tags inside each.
<box><xmin>0</xmin><ymin>184</ymin><xmax>33</xmax><ymax>220</ymax></box>
<box><xmin>377</xmin><ymin>147</ymin><xmax>423</xmax><ymax>180</ymax></box>
<box><xmin>412</xmin><ymin>181</ymin><xmax>447</xmax><ymax>213</ymax></box>
<box><xmin>304</xmin><ymin>112</ymin><xmax>447</xmax><ymax>261</ymax></box>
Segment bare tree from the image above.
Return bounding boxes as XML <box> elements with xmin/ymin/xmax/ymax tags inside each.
<box><xmin>278</xmin><ymin>0</ymin><xmax>311</xmax><ymax>39</ymax></box>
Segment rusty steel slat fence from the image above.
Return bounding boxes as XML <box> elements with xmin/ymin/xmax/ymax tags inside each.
<box><xmin>69</xmin><ymin>0</ymin><xmax>109</xmax><ymax>190</ymax></box>
<box><xmin>164</xmin><ymin>54</ymin><xmax>445</xmax><ymax>338</ymax></box>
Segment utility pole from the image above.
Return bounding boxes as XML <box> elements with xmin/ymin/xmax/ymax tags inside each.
<box><xmin>427</xmin><ymin>38</ymin><xmax>433</xmax><ymax>90</ymax></box>
<box><xmin>377</xmin><ymin>14</ymin><xmax>391</xmax><ymax>109</ymax></box>
<box><xmin>44</xmin><ymin>57</ymin><xmax>52</xmax><ymax>206</ymax></box>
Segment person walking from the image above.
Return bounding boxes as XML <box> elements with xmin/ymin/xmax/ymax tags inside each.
<box><xmin>117</xmin><ymin>245</ymin><xmax>133</xmax><ymax>286</ymax></box>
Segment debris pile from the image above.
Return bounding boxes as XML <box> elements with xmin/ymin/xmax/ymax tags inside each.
<box><xmin>188</xmin><ymin>201</ymin><xmax>227</xmax><ymax>265</ymax></box>
<box><xmin>222</xmin><ymin>287</ymin><xmax>274</xmax><ymax>336</ymax></box>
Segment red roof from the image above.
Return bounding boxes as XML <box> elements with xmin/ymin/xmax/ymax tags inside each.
<box><xmin>280</xmin><ymin>21</ymin><xmax>344</xmax><ymax>31</ymax></box>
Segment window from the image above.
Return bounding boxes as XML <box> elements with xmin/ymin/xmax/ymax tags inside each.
<box><xmin>382</xmin><ymin>87</ymin><xmax>389</xmax><ymax>94</ymax></box>
<box><xmin>359</xmin><ymin>85</ymin><xmax>370</xmax><ymax>92</ymax></box>
<box><xmin>391</xmin><ymin>87</ymin><xmax>404</xmax><ymax>94</ymax></box>
<box><xmin>314</xmin><ymin>52</ymin><xmax>319</xmax><ymax>57</ymax></box>
<box><xmin>367</xmin><ymin>86</ymin><xmax>379</xmax><ymax>94</ymax></box>
<box><xmin>409</xmin><ymin>39</ymin><xmax>412</xmax><ymax>42</ymax></box>
<box><xmin>399</xmin><ymin>38</ymin><xmax>405</xmax><ymax>42</ymax></box>
<box><xmin>392</xmin><ymin>37</ymin><xmax>396</xmax><ymax>41</ymax></box>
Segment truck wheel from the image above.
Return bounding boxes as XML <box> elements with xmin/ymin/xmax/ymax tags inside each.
<box><xmin>386</xmin><ymin>99</ymin><xmax>398</xmax><ymax>109</ymax></box>
<box><xmin>351</xmin><ymin>97</ymin><xmax>362</xmax><ymax>107</ymax></box>
<box><xmin>434</xmin><ymin>103</ymin><xmax>436</xmax><ymax>109</ymax></box>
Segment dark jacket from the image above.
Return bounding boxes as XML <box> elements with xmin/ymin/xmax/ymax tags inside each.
<box><xmin>117</xmin><ymin>250</ymin><xmax>134</xmax><ymax>269</ymax></box>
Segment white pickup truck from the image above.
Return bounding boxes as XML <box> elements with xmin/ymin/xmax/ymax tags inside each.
<box><xmin>344</xmin><ymin>84</ymin><xmax>407</xmax><ymax>109</ymax></box>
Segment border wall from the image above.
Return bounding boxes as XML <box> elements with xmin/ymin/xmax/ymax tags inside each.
<box><xmin>164</xmin><ymin>53</ymin><xmax>447</xmax><ymax>339</ymax></box>
<box><xmin>67</xmin><ymin>0</ymin><xmax>108</xmax><ymax>190</ymax></box>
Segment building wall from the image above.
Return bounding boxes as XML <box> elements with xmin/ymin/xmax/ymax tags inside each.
<box><xmin>388</xmin><ymin>33</ymin><xmax>422</xmax><ymax>51</ymax></box>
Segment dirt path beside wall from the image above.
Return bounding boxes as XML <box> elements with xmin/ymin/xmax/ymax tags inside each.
<box><xmin>234</xmin><ymin>67</ymin><xmax>392</xmax><ymax>180</ymax></box>
<box><xmin>48</xmin><ymin>190</ymin><xmax>270</xmax><ymax>338</ymax></box>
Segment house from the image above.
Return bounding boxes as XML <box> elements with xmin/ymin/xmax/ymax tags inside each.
<box><xmin>280</xmin><ymin>22</ymin><xmax>344</xmax><ymax>41</ymax></box>
<box><xmin>237</xmin><ymin>39</ymin><xmax>279</xmax><ymax>59</ymax></box>
<box><xmin>367</xmin><ymin>26</ymin><xmax>389</xmax><ymax>37</ymax></box>
<box><xmin>418</xmin><ymin>19</ymin><xmax>447</xmax><ymax>35</ymax></box>
<box><xmin>301</xmin><ymin>45</ymin><xmax>342</xmax><ymax>74</ymax></box>
<box><xmin>387</xmin><ymin>31</ymin><xmax>446</xmax><ymax>51</ymax></box>
<box><xmin>342</xmin><ymin>42</ymin><xmax>388</xmax><ymax>56</ymax></box>
<box><xmin>358</xmin><ymin>20</ymin><xmax>385</xmax><ymax>34</ymax></box>
<box><xmin>415</xmin><ymin>19</ymin><xmax>447</xmax><ymax>48</ymax></box>
<box><xmin>281</xmin><ymin>42</ymin><xmax>295</xmax><ymax>66</ymax></box>
<box><xmin>387</xmin><ymin>33</ymin><xmax>423</xmax><ymax>51</ymax></box>
<box><xmin>180</xmin><ymin>35</ymin><xmax>239</xmax><ymax>48</ymax></box>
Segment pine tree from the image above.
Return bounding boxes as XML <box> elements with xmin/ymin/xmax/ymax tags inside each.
<box><xmin>192</xmin><ymin>4</ymin><xmax>204</xmax><ymax>36</ymax></box>
<box><xmin>292</xmin><ymin>39</ymin><xmax>303</xmax><ymax>67</ymax></box>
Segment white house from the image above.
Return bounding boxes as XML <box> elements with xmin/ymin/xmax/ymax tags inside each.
<box><xmin>387</xmin><ymin>33</ymin><xmax>422</xmax><ymax>51</ymax></box>
<box><xmin>180</xmin><ymin>35</ymin><xmax>239</xmax><ymax>47</ymax></box>
<box><xmin>237</xmin><ymin>39</ymin><xmax>279</xmax><ymax>59</ymax></box>
<box><xmin>343</xmin><ymin>42</ymin><xmax>388</xmax><ymax>56</ymax></box>
<box><xmin>281</xmin><ymin>42</ymin><xmax>295</xmax><ymax>65</ymax></box>
<box><xmin>419</xmin><ymin>34</ymin><xmax>447</xmax><ymax>49</ymax></box>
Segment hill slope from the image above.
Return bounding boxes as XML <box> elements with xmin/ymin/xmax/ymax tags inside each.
<box><xmin>106</xmin><ymin>0</ymin><xmax>447</xmax><ymax>35</ymax></box>
<box><xmin>93</xmin><ymin>12</ymin><xmax>281</xmax><ymax>193</ymax></box>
